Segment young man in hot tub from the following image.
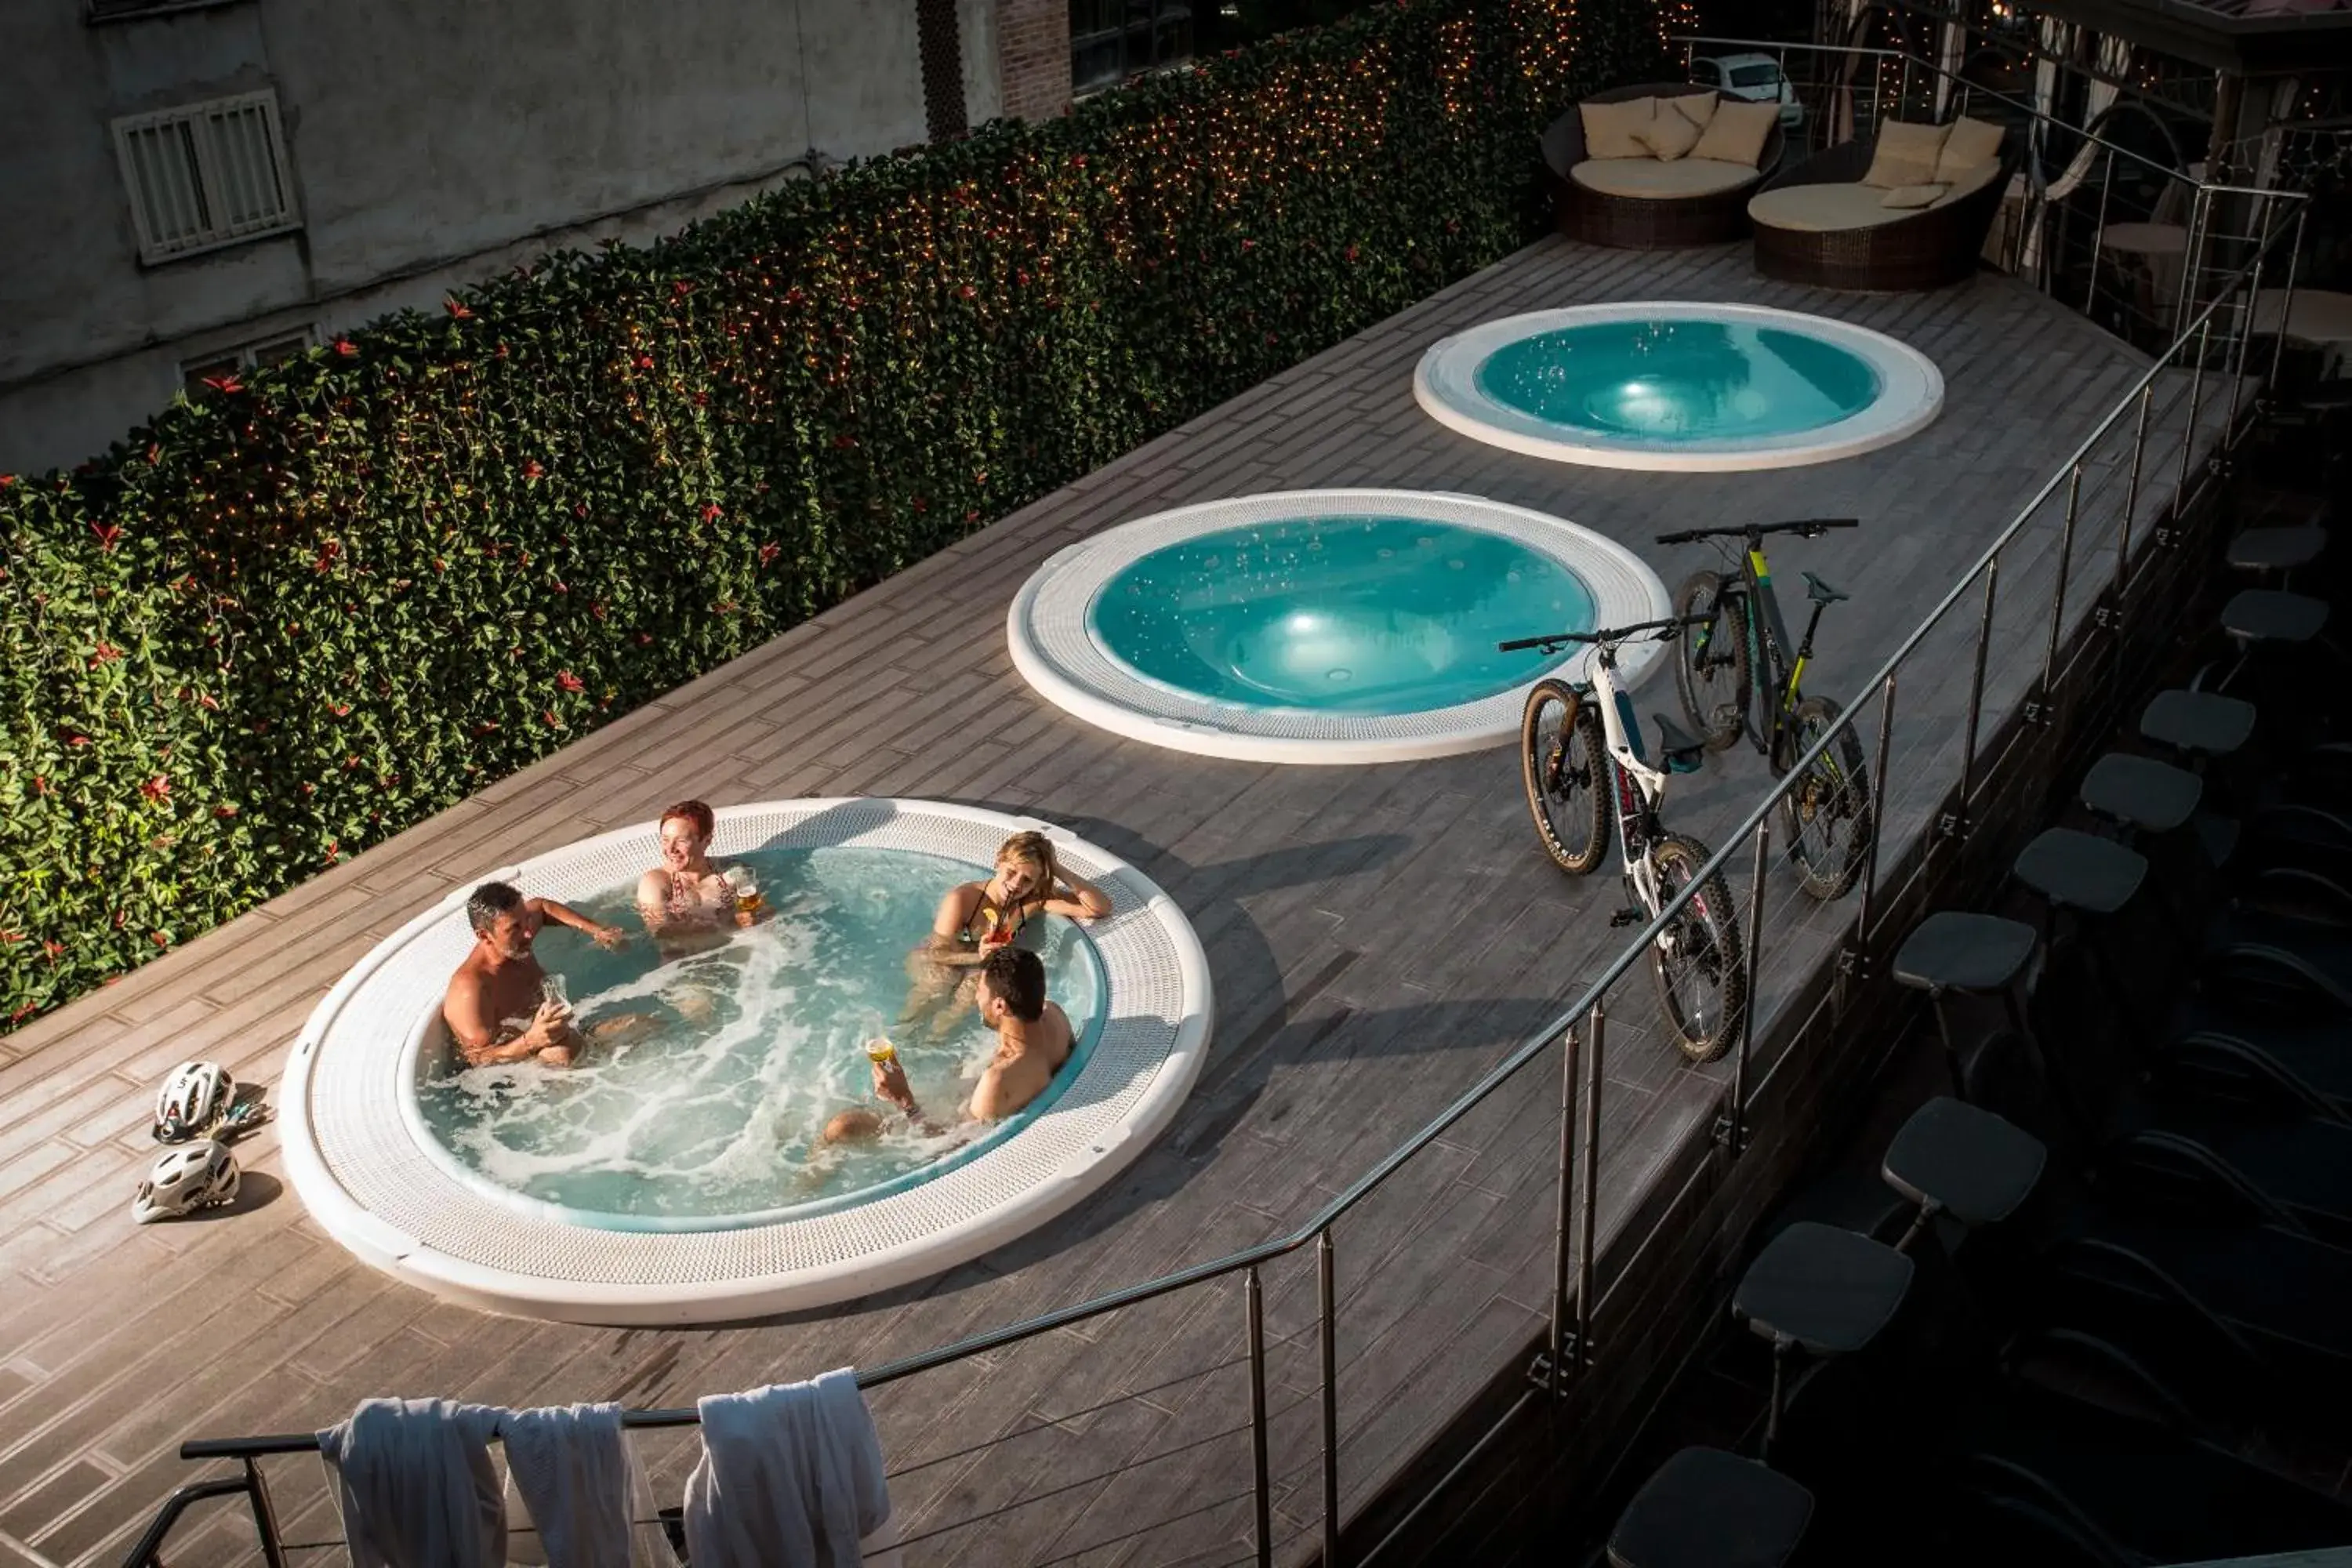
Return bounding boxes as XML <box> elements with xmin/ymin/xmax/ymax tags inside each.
<box><xmin>826</xmin><ymin>946</ymin><xmax>1075</xmax><ymax>1143</ymax></box>
<box><xmin>441</xmin><ymin>881</ymin><xmax>634</xmax><ymax>1068</ymax></box>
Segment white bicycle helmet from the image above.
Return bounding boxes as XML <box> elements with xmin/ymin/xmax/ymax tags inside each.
<box><xmin>154</xmin><ymin>1060</ymin><xmax>234</xmax><ymax>1142</ymax></box>
<box><xmin>132</xmin><ymin>1139</ymin><xmax>240</xmax><ymax>1224</ymax></box>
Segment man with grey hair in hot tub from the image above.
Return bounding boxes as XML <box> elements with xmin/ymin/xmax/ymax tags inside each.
<box><xmin>822</xmin><ymin>946</ymin><xmax>1075</xmax><ymax>1144</ymax></box>
<box><xmin>441</xmin><ymin>880</ymin><xmax>637</xmax><ymax>1069</ymax></box>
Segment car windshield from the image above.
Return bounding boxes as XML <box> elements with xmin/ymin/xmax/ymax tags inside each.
<box><xmin>1730</xmin><ymin>64</ymin><xmax>1782</xmax><ymax>87</ymax></box>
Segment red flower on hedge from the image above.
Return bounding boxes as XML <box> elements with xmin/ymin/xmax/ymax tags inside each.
<box><xmin>201</xmin><ymin>373</ymin><xmax>243</xmax><ymax>395</ymax></box>
<box><xmin>445</xmin><ymin>299</ymin><xmax>473</xmax><ymax>319</ymax></box>
<box><xmin>66</xmin><ymin>734</ymin><xmax>91</xmax><ymax>748</ymax></box>
<box><xmin>701</xmin><ymin>503</ymin><xmax>724</xmax><ymax>521</ymax></box>
<box><xmin>956</xmin><ymin>285</ymin><xmax>978</xmax><ymax>300</ymax></box>
<box><xmin>523</xmin><ymin>460</ymin><xmax>545</xmax><ymax>479</ymax></box>
<box><xmin>89</xmin><ymin>641</ymin><xmax>122</xmax><ymax>668</ymax></box>
<box><xmin>151</xmin><ymin>931</ymin><xmax>171</xmax><ymax>949</ymax></box>
<box><xmin>635</xmin><ymin>354</ymin><xmax>655</xmax><ymax>370</ymax></box>
<box><xmin>1345</xmin><ymin>245</ymin><xmax>1360</xmax><ymax>262</ymax></box>
<box><xmin>214</xmin><ymin>804</ymin><xmax>238</xmax><ymax>818</ymax></box>
<box><xmin>757</xmin><ymin>543</ymin><xmax>781</xmax><ymax>566</ymax></box>
<box><xmin>555</xmin><ymin>670</ymin><xmax>586</xmax><ymax>693</ymax></box>
<box><xmin>331</xmin><ymin>702</ymin><xmax>352</xmax><ymax>717</ymax></box>
<box><xmin>140</xmin><ymin>775</ymin><xmax>171</xmax><ymax>804</ymax></box>
<box><xmin>91</xmin><ymin>522</ymin><xmax>121</xmax><ymax>551</ymax></box>
<box><xmin>334</xmin><ymin>337</ymin><xmax>358</xmax><ymax>357</ymax></box>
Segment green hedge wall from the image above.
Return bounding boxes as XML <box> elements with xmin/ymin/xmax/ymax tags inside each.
<box><xmin>0</xmin><ymin>0</ymin><xmax>1668</xmax><ymax>1029</ymax></box>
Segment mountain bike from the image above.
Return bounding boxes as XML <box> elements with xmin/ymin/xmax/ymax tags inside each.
<box><xmin>1660</xmin><ymin>518</ymin><xmax>1875</xmax><ymax>902</ymax></box>
<box><xmin>1501</xmin><ymin>616</ymin><xmax>1748</xmax><ymax>1062</ymax></box>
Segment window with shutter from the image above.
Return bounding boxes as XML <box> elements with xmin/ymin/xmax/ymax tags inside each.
<box><xmin>113</xmin><ymin>92</ymin><xmax>299</xmax><ymax>264</ymax></box>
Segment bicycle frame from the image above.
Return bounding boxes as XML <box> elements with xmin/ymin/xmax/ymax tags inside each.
<box><xmin>1584</xmin><ymin>650</ymin><xmax>1672</xmax><ymax>916</ymax></box>
<box><xmin>1708</xmin><ymin>541</ymin><xmax>1835</xmax><ymax>759</ymax></box>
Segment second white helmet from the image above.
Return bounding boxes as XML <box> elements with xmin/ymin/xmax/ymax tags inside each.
<box><xmin>132</xmin><ymin>1139</ymin><xmax>240</xmax><ymax>1224</ymax></box>
<box><xmin>154</xmin><ymin>1061</ymin><xmax>234</xmax><ymax>1143</ymax></box>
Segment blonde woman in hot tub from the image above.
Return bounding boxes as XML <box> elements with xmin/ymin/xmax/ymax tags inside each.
<box><xmin>898</xmin><ymin>829</ymin><xmax>1110</xmax><ymax>1040</ymax></box>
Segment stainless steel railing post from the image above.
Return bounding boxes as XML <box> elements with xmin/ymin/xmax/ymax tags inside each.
<box><xmin>1319</xmin><ymin>1230</ymin><xmax>1341</xmax><ymax>1568</ymax></box>
<box><xmin>1726</xmin><ymin>822</ymin><xmax>1769</xmax><ymax>1155</ymax></box>
<box><xmin>1853</xmin><ymin>673</ymin><xmax>1896</xmax><ymax>949</ymax></box>
<box><xmin>1549</xmin><ymin>1019</ymin><xmax>1580</xmax><ymax>1393</ymax></box>
<box><xmin>1955</xmin><ymin>555</ymin><xmax>2001</xmax><ymax>827</ymax></box>
<box><xmin>2118</xmin><ymin>383</ymin><xmax>2153</xmax><ymax>578</ymax></box>
<box><xmin>1247</xmin><ymin>1266</ymin><xmax>1273</xmax><ymax>1568</ymax></box>
<box><xmin>2176</xmin><ymin>318</ymin><xmax>2212</xmax><ymax>499</ymax></box>
<box><xmin>2041</xmin><ymin>461</ymin><xmax>2085</xmax><ymax>699</ymax></box>
<box><xmin>2268</xmin><ymin>208</ymin><xmax>2306</xmax><ymax>393</ymax></box>
<box><xmin>1575</xmin><ymin>994</ymin><xmax>1604</xmax><ymax>1370</ymax></box>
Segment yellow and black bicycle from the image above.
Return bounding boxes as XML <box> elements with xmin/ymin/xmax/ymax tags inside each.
<box><xmin>1661</xmin><ymin>518</ymin><xmax>1875</xmax><ymax>902</ymax></box>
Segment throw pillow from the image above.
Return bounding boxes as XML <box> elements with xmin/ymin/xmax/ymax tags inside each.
<box><xmin>1688</xmin><ymin>98</ymin><xmax>1779</xmax><ymax>169</ymax></box>
<box><xmin>1879</xmin><ymin>183</ymin><xmax>1951</xmax><ymax>209</ymax></box>
<box><xmin>1661</xmin><ymin>90</ymin><xmax>1719</xmax><ymax>129</ymax></box>
<box><xmin>1935</xmin><ymin>115</ymin><xmax>2005</xmax><ymax>183</ymax></box>
<box><xmin>1581</xmin><ymin>96</ymin><xmax>1657</xmax><ymax>162</ymax></box>
<box><xmin>1864</xmin><ymin>119</ymin><xmax>1953</xmax><ymax>189</ymax></box>
<box><xmin>1635</xmin><ymin>105</ymin><xmax>1705</xmax><ymax>161</ymax></box>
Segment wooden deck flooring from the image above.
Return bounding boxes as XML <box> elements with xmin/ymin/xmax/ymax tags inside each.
<box><xmin>0</xmin><ymin>234</ymin><xmax>2234</xmax><ymax>1568</ymax></box>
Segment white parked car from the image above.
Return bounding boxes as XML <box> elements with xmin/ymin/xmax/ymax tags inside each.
<box><xmin>1693</xmin><ymin>53</ymin><xmax>1806</xmax><ymax>130</ymax></box>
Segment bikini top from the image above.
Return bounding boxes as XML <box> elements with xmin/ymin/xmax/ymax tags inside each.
<box><xmin>959</xmin><ymin>883</ymin><xmax>1036</xmax><ymax>947</ymax></box>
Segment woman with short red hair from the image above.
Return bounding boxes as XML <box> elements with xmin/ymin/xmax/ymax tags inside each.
<box><xmin>634</xmin><ymin>799</ymin><xmax>750</xmax><ymax>949</ymax></box>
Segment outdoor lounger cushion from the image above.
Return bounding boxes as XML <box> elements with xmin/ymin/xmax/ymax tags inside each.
<box><xmin>1936</xmin><ymin>115</ymin><xmax>2007</xmax><ymax>183</ymax></box>
<box><xmin>1864</xmin><ymin>119</ymin><xmax>1953</xmax><ymax>188</ymax></box>
<box><xmin>1689</xmin><ymin>97</ymin><xmax>1779</xmax><ymax>169</ymax></box>
<box><xmin>1572</xmin><ymin>157</ymin><xmax>1762</xmax><ymax>200</ymax></box>
<box><xmin>1880</xmin><ymin>183</ymin><xmax>1950</xmax><ymax>209</ymax></box>
<box><xmin>1580</xmin><ymin>96</ymin><xmax>1657</xmax><ymax>159</ymax></box>
<box><xmin>1748</xmin><ymin>182</ymin><xmax>1920</xmax><ymax>233</ymax></box>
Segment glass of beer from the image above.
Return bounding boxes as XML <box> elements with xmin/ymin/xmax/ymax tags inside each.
<box><xmin>865</xmin><ymin>1038</ymin><xmax>898</xmax><ymax>1065</ymax></box>
<box><xmin>724</xmin><ymin>865</ymin><xmax>760</xmax><ymax>917</ymax></box>
<box><xmin>540</xmin><ymin>974</ymin><xmax>571</xmax><ymax>1016</ymax></box>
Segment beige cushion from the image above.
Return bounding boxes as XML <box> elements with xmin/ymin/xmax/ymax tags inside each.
<box><xmin>1748</xmin><ymin>182</ymin><xmax>1915</xmax><ymax>234</ymax></box>
<box><xmin>1689</xmin><ymin>98</ymin><xmax>1778</xmax><ymax>170</ymax></box>
<box><xmin>1572</xmin><ymin>157</ymin><xmax>1763</xmax><ymax>199</ymax></box>
<box><xmin>1864</xmin><ymin>120</ymin><xmax>1953</xmax><ymax>189</ymax></box>
<box><xmin>1635</xmin><ymin>104</ymin><xmax>1706</xmax><ymax>160</ymax></box>
<box><xmin>1661</xmin><ymin>90</ymin><xmax>1719</xmax><ymax>129</ymax></box>
<box><xmin>1581</xmin><ymin>97</ymin><xmax>1657</xmax><ymax>162</ymax></box>
<box><xmin>1936</xmin><ymin>116</ymin><xmax>2005</xmax><ymax>183</ymax></box>
<box><xmin>1880</xmin><ymin>182</ymin><xmax>1949</xmax><ymax>209</ymax></box>
<box><xmin>1936</xmin><ymin>160</ymin><xmax>2002</xmax><ymax>201</ymax></box>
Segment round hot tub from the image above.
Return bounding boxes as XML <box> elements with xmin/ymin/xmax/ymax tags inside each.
<box><xmin>281</xmin><ymin>800</ymin><xmax>1212</xmax><ymax>1323</ymax></box>
<box><xmin>1007</xmin><ymin>489</ymin><xmax>1672</xmax><ymax>764</ymax></box>
<box><xmin>1414</xmin><ymin>302</ymin><xmax>1943</xmax><ymax>471</ymax></box>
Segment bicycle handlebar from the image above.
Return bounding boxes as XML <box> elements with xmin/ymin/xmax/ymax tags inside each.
<box><xmin>1496</xmin><ymin>612</ymin><xmax>1711</xmax><ymax>654</ymax></box>
<box><xmin>1653</xmin><ymin>517</ymin><xmax>1860</xmax><ymax>546</ymax></box>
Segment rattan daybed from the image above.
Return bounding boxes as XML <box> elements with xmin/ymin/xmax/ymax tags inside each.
<box><xmin>1541</xmin><ymin>83</ymin><xmax>1788</xmax><ymax>250</ymax></box>
<box><xmin>1748</xmin><ymin>118</ymin><xmax>2024</xmax><ymax>292</ymax></box>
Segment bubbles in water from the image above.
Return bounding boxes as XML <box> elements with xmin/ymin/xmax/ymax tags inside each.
<box><xmin>1447</xmin><ymin>559</ymin><xmax>1465</xmax><ymax>570</ymax></box>
<box><xmin>1376</xmin><ymin>548</ymin><xmax>1393</xmax><ymax>559</ymax></box>
<box><xmin>1328</xmin><ymin>668</ymin><xmax>1352</xmax><ymax>682</ymax></box>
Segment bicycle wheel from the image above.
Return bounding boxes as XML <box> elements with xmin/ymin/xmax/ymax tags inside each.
<box><xmin>1520</xmin><ymin>680</ymin><xmax>1611</xmax><ymax>877</ymax></box>
<box><xmin>1647</xmin><ymin>833</ymin><xmax>1748</xmax><ymax>1063</ymax></box>
<box><xmin>1671</xmin><ymin>572</ymin><xmax>1750</xmax><ymax>751</ymax></box>
<box><xmin>1777</xmin><ymin>694</ymin><xmax>1875</xmax><ymax>902</ymax></box>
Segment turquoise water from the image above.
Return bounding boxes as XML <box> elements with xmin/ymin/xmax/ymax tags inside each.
<box><xmin>1087</xmin><ymin>516</ymin><xmax>1596</xmax><ymax>713</ymax></box>
<box><xmin>1474</xmin><ymin>320</ymin><xmax>1882</xmax><ymax>441</ymax></box>
<box><xmin>413</xmin><ymin>845</ymin><xmax>1107</xmax><ymax>1230</ymax></box>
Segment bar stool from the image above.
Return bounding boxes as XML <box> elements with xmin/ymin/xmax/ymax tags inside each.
<box><xmin>1893</xmin><ymin>913</ymin><xmax>2039</xmax><ymax>1101</ymax></box>
<box><xmin>1733</xmin><ymin>1221</ymin><xmax>1914</xmax><ymax>1462</ymax></box>
<box><xmin>1881</xmin><ymin>1096</ymin><xmax>2048</xmax><ymax>1254</ymax></box>
<box><xmin>1608</xmin><ymin>1446</ymin><xmax>1813</xmax><ymax>1568</ymax></box>
<box><xmin>2080</xmin><ymin>752</ymin><xmax>2217</xmax><ymax>930</ymax></box>
<box><xmin>2012</xmin><ymin>826</ymin><xmax>2155</xmax><ymax>1018</ymax></box>
<box><xmin>2140</xmin><ymin>688</ymin><xmax>2256</xmax><ymax>769</ymax></box>
<box><xmin>2210</xmin><ymin>589</ymin><xmax>2333</xmax><ymax>692</ymax></box>
<box><xmin>2226</xmin><ymin>523</ymin><xmax>2327</xmax><ymax>588</ymax></box>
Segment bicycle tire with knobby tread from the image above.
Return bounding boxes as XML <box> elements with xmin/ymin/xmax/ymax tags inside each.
<box><xmin>1648</xmin><ymin>832</ymin><xmax>1748</xmax><ymax>1063</ymax></box>
<box><xmin>1673</xmin><ymin>571</ymin><xmax>1751</xmax><ymax>752</ymax></box>
<box><xmin>1520</xmin><ymin>679</ymin><xmax>1611</xmax><ymax>877</ymax></box>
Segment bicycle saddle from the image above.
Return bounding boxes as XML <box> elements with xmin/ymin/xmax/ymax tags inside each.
<box><xmin>1653</xmin><ymin>713</ymin><xmax>1707</xmax><ymax>775</ymax></box>
<box><xmin>1802</xmin><ymin>572</ymin><xmax>1849</xmax><ymax>606</ymax></box>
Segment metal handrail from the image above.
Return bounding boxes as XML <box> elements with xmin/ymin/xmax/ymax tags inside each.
<box><xmin>131</xmin><ymin>198</ymin><xmax>2312</xmax><ymax>1568</ymax></box>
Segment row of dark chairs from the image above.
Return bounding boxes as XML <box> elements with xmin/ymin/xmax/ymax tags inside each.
<box><xmin>1603</xmin><ymin>493</ymin><xmax>2348</xmax><ymax>1566</ymax></box>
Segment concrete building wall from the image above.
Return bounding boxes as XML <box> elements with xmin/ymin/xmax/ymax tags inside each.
<box><xmin>0</xmin><ymin>0</ymin><xmax>1019</xmax><ymax>476</ymax></box>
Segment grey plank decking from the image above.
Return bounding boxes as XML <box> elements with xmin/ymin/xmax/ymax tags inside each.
<box><xmin>0</xmin><ymin>234</ymin><xmax>2231</xmax><ymax>1568</ymax></box>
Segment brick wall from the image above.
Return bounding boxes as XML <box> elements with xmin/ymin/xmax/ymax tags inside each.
<box><xmin>996</xmin><ymin>0</ymin><xmax>1073</xmax><ymax>122</ymax></box>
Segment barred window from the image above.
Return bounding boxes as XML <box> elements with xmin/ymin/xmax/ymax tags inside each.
<box><xmin>113</xmin><ymin>92</ymin><xmax>299</xmax><ymax>264</ymax></box>
<box><xmin>1070</xmin><ymin>0</ymin><xmax>1193</xmax><ymax>96</ymax></box>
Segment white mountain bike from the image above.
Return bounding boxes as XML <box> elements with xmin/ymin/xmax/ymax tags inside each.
<box><xmin>1500</xmin><ymin>616</ymin><xmax>1748</xmax><ymax>1062</ymax></box>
